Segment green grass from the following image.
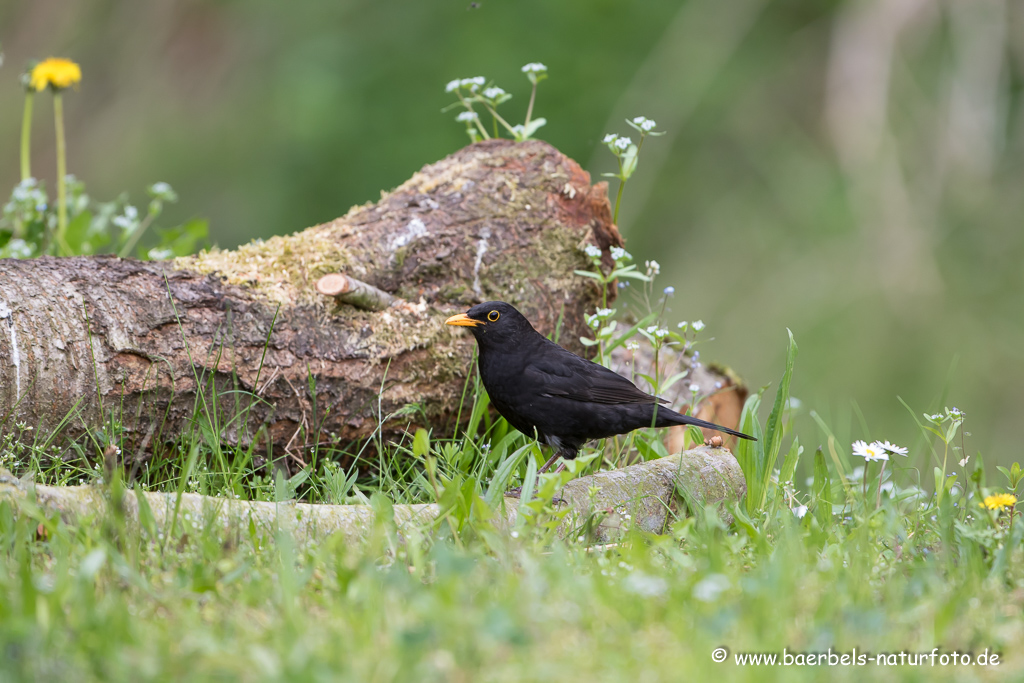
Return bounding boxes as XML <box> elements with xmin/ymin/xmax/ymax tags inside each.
<box><xmin>2</xmin><ymin>323</ymin><xmax>1023</xmax><ymax>681</ymax></box>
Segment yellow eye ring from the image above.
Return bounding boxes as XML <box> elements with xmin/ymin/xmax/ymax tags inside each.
<box><xmin>487</xmin><ymin>310</ymin><xmax>500</xmax><ymax>322</ymax></box>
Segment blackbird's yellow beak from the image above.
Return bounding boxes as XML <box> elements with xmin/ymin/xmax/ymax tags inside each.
<box><xmin>445</xmin><ymin>313</ymin><xmax>483</xmax><ymax>327</ymax></box>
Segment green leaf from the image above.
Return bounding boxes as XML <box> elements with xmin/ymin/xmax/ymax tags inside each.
<box><xmin>152</xmin><ymin>218</ymin><xmax>209</xmax><ymax>258</ymax></box>
<box><xmin>412</xmin><ymin>428</ymin><xmax>430</xmax><ymax>459</ymax></box>
<box><xmin>484</xmin><ymin>442</ymin><xmax>531</xmax><ymax>506</ymax></box>
<box><xmin>735</xmin><ymin>390</ymin><xmax>765</xmax><ymax>514</ymax></box>
<box><xmin>63</xmin><ymin>210</ymin><xmax>93</xmax><ymax>255</ymax></box>
<box><xmin>778</xmin><ymin>437</ymin><xmax>802</xmax><ymax>489</ymax></box>
<box><xmin>760</xmin><ymin>329</ymin><xmax>797</xmax><ymax>509</ymax></box>
<box><xmin>522</xmin><ymin>117</ymin><xmax>546</xmax><ymax>139</ymax></box>
<box><xmin>620</xmin><ymin>144</ymin><xmax>639</xmax><ymax>179</ymax></box>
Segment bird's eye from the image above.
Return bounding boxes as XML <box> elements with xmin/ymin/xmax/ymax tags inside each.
<box><xmin>487</xmin><ymin>310</ymin><xmax>500</xmax><ymax>322</ymax></box>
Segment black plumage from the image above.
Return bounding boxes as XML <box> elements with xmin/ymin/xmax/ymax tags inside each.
<box><xmin>446</xmin><ymin>301</ymin><xmax>755</xmax><ymax>472</ymax></box>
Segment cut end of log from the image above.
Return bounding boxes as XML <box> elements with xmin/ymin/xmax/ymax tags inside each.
<box><xmin>315</xmin><ymin>273</ymin><xmax>351</xmax><ymax>297</ymax></box>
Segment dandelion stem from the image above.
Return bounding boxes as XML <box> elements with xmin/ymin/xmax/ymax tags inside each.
<box><xmin>54</xmin><ymin>92</ymin><xmax>71</xmax><ymax>255</ymax></box>
<box><xmin>20</xmin><ymin>92</ymin><xmax>34</xmax><ymax>181</ymax></box>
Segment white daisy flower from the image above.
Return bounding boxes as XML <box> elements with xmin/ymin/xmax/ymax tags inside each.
<box><xmin>852</xmin><ymin>440</ymin><xmax>889</xmax><ymax>462</ymax></box>
<box><xmin>878</xmin><ymin>441</ymin><xmax>908</xmax><ymax>456</ymax></box>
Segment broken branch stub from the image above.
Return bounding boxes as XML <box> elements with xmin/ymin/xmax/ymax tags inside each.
<box><xmin>315</xmin><ymin>273</ymin><xmax>397</xmax><ymax>311</ymax></box>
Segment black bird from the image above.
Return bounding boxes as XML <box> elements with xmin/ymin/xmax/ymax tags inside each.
<box><xmin>446</xmin><ymin>301</ymin><xmax>755</xmax><ymax>473</ymax></box>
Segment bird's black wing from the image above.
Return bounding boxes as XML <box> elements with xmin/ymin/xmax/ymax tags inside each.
<box><xmin>525</xmin><ymin>341</ymin><xmax>668</xmax><ymax>405</ymax></box>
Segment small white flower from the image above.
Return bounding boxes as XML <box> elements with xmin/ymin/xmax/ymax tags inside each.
<box><xmin>645</xmin><ymin>259</ymin><xmax>661</xmax><ymax>275</ymax></box>
<box><xmin>793</xmin><ymin>505</ymin><xmax>808</xmax><ymax>519</ymax></box>
<box><xmin>603</xmin><ymin>133</ymin><xmax>618</xmax><ymax>144</ymax></box>
<box><xmin>614</xmin><ymin>137</ymin><xmax>632</xmax><ymax>150</ymax></box>
<box><xmin>878</xmin><ymin>441</ymin><xmax>908</xmax><ymax>456</ymax></box>
<box><xmin>511</xmin><ymin>531</ymin><xmax>519</xmax><ymax>538</ymax></box>
<box><xmin>482</xmin><ymin>86</ymin><xmax>506</xmax><ymax>99</ymax></box>
<box><xmin>691</xmin><ymin>320</ymin><xmax>705</xmax><ymax>332</ymax></box>
<box><xmin>460</xmin><ymin>76</ymin><xmax>486</xmax><ymax>92</ymax></box>
<box><xmin>456</xmin><ymin>111</ymin><xmax>478</xmax><ymax>122</ymax></box>
<box><xmin>663</xmin><ymin>286</ymin><xmax>675</xmax><ymax>296</ymax></box>
<box><xmin>625</xmin><ymin>340</ymin><xmax>640</xmax><ymax>351</ymax></box>
<box><xmin>445</xmin><ymin>79</ymin><xmax>461</xmax><ymax>93</ymax></box>
<box><xmin>633</xmin><ymin>116</ymin><xmax>657</xmax><ymax>131</ymax></box>
<box><xmin>677</xmin><ymin>321</ymin><xmax>688</xmax><ymax>329</ymax></box>
<box><xmin>584</xmin><ymin>244</ymin><xmax>602</xmax><ymax>258</ymax></box>
<box><xmin>959</xmin><ymin>456</ymin><xmax>970</xmax><ymax>467</ymax></box>
<box><xmin>655</xmin><ymin>328</ymin><xmax>669</xmax><ymax>339</ymax></box>
<box><xmin>150</xmin><ymin>181</ymin><xmax>173</xmax><ymax>197</ymax></box>
<box><xmin>610</xmin><ymin>246</ymin><xmax>630</xmax><ymax>261</ymax></box>
<box><xmin>948</xmin><ymin>407</ymin><xmax>964</xmax><ymax>417</ymax></box>
<box><xmin>646</xmin><ymin>325</ymin><xmax>660</xmax><ymax>334</ymax></box>
<box><xmin>852</xmin><ymin>440</ymin><xmax>889</xmax><ymax>462</ymax></box>
<box><xmin>596</xmin><ymin>308</ymin><xmax>614</xmax><ymax>318</ymax></box>
<box><xmin>689</xmin><ymin>383</ymin><xmax>700</xmax><ymax>393</ymax></box>
<box><xmin>521</xmin><ymin>62</ymin><xmax>547</xmax><ymax>73</ymax></box>
<box><xmin>113</xmin><ymin>205</ymin><xmax>139</xmax><ymax>230</ymax></box>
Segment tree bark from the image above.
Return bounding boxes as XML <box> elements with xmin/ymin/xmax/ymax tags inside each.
<box><xmin>0</xmin><ymin>139</ymin><xmax>746</xmax><ymax>467</ymax></box>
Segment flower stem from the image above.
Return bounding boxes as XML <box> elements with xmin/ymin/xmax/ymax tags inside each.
<box><xmin>117</xmin><ymin>212</ymin><xmax>157</xmax><ymax>259</ymax></box>
<box><xmin>54</xmin><ymin>92</ymin><xmax>71</xmax><ymax>255</ymax></box>
<box><xmin>20</xmin><ymin>92</ymin><xmax>34</xmax><ymax>181</ymax></box>
<box><xmin>524</xmin><ymin>82</ymin><xmax>537</xmax><ymax>129</ymax></box>
<box><xmin>613</xmin><ymin>179</ymin><xmax>625</xmax><ymax>225</ymax></box>
<box><xmin>481</xmin><ymin>104</ymin><xmax>518</xmax><ymax>138</ymax></box>
<box><xmin>875</xmin><ymin>461</ymin><xmax>886</xmax><ymax>510</ymax></box>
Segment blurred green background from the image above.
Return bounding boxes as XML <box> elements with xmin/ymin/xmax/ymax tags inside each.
<box><xmin>1</xmin><ymin>0</ymin><xmax>1022</xmax><ymax>465</ymax></box>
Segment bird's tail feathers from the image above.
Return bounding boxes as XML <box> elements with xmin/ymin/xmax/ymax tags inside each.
<box><xmin>663</xmin><ymin>409</ymin><xmax>756</xmax><ymax>441</ymax></box>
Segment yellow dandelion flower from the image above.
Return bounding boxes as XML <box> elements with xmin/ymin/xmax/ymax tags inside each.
<box><xmin>30</xmin><ymin>57</ymin><xmax>82</xmax><ymax>92</ymax></box>
<box><xmin>982</xmin><ymin>493</ymin><xmax>1018</xmax><ymax>510</ymax></box>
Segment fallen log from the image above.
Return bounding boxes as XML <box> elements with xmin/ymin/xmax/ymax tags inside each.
<box><xmin>0</xmin><ymin>446</ymin><xmax>746</xmax><ymax>545</ymax></box>
<box><xmin>0</xmin><ymin>140</ymin><xmax>624</xmax><ymax>456</ymax></box>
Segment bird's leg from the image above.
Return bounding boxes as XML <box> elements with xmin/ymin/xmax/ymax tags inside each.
<box><xmin>505</xmin><ymin>448</ymin><xmax>572</xmax><ymax>500</ymax></box>
<box><xmin>537</xmin><ymin>451</ymin><xmax>562</xmax><ymax>474</ymax></box>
